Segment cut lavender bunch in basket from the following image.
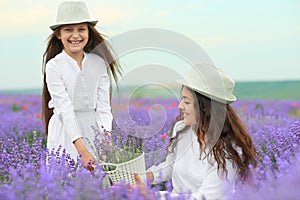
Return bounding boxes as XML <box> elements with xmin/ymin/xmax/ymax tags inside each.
<box><xmin>91</xmin><ymin>125</ymin><xmax>146</xmax><ymax>185</ymax></box>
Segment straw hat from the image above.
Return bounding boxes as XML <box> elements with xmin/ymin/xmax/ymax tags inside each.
<box><xmin>50</xmin><ymin>1</ymin><xmax>98</xmax><ymax>30</ymax></box>
<box><xmin>177</xmin><ymin>63</ymin><xmax>237</xmax><ymax>104</ymax></box>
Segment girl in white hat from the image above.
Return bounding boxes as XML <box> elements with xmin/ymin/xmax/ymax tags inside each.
<box><xmin>134</xmin><ymin>64</ymin><xmax>257</xmax><ymax>200</ymax></box>
<box><xmin>42</xmin><ymin>1</ymin><xmax>121</xmax><ymax>170</ymax></box>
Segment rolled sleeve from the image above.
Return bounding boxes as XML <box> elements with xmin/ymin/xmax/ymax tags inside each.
<box><xmin>148</xmin><ymin>152</ymin><xmax>176</xmax><ymax>184</ymax></box>
<box><xmin>96</xmin><ymin>70</ymin><xmax>113</xmax><ymax>131</ymax></box>
<box><xmin>148</xmin><ymin>121</ymin><xmax>183</xmax><ymax>184</ymax></box>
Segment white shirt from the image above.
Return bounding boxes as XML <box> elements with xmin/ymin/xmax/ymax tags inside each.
<box><xmin>148</xmin><ymin>121</ymin><xmax>238</xmax><ymax>200</ymax></box>
<box><xmin>46</xmin><ymin>50</ymin><xmax>112</xmax><ymax>158</ymax></box>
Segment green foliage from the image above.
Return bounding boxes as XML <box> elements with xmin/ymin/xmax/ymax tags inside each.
<box><xmin>261</xmin><ymin>144</ymin><xmax>267</xmax><ymax>153</ymax></box>
<box><xmin>289</xmin><ymin>110</ymin><xmax>300</xmax><ymax>117</ymax></box>
<box><xmin>255</xmin><ymin>103</ymin><xmax>264</xmax><ymax>110</ymax></box>
<box><xmin>26</xmin><ymin>131</ymin><xmax>47</xmax><ymax>148</ymax></box>
<box><xmin>11</xmin><ymin>103</ymin><xmax>21</xmax><ymax>112</ymax></box>
<box><xmin>0</xmin><ymin>175</ymin><xmax>8</xmax><ymax>183</ymax></box>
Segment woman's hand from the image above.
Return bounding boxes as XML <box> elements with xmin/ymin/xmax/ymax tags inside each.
<box><xmin>133</xmin><ymin>173</ymin><xmax>155</xmax><ymax>199</ymax></box>
<box><xmin>112</xmin><ymin>173</ymin><xmax>155</xmax><ymax>199</ymax></box>
<box><xmin>134</xmin><ymin>173</ymin><xmax>146</xmax><ymax>193</ymax></box>
<box><xmin>73</xmin><ymin>138</ymin><xmax>95</xmax><ymax>170</ymax></box>
<box><xmin>145</xmin><ymin>170</ymin><xmax>154</xmax><ymax>183</ymax></box>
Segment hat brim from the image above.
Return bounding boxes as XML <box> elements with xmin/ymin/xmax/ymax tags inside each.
<box><xmin>50</xmin><ymin>19</ymin><xmax>98</xmax><ymax>30</ymax></box>
<box><xmin>176</xmin><ymin>79</ymin><xmax>237</xmax><ymax>104</ymax></box>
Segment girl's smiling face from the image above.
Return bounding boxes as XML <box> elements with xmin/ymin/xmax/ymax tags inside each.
<box><xmin>57</xmin><ymin>23</ymin><xmax>89</xmax><ymax>57</ymax></box>
<box><xmin>178</xmin><ymin>86</ymin><xmax>197</xmax><ymax>126</ymax></box>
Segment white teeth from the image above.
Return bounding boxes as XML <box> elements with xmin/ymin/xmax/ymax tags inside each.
<box><xmin>70</xmin><ymin>41</ymin><xmax>80</xmax><ymax>44</ymax></box>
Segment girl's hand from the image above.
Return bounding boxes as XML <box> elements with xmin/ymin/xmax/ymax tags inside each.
<box><xmin>80</xmin><ymin>149</ymin><xmax>96</xmax><ymax>170</ymax></box>
<box><xmin>73</xmin><ymin>138</ymin><xmax>96</xmax><ymax>170</ymax></box>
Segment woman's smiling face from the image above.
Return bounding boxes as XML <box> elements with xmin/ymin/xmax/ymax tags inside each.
<box><xmin>178</xmin><ymin>86</ymin><xmax>197</xmax><ymax>126</ymax></box>
<box><xmin>57</xmin><ymin>23</ymin><xmax>89</xmax><ymax>57</ymax></box>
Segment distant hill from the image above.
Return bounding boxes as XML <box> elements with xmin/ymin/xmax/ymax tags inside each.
<box><xmin>235</xmin><ymin>80</ymin><xmax>300</xmax><ymax>99</ymax></box>
<box><xmin>0</xmin><ymin>88</ymin><xmax>41</xmax><ymax>95</ymax></box>
<box><xmin>1</xmin><ymin>80</ymin><xmax>300</xmax><ymax>99</ymax></box>
<box><xmin>117</xmin><ymin>80</ymin><xmax>300</xmax><ymax>100</ymax></box>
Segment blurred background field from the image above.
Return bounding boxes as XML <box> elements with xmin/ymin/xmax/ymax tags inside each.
<box><xmin>1</xmin><ymin>80</ymin><xmax>300</xmax><ymax>100</ymax></box>
<box><xmin>0</xmin><ymin>81</ymin><xmax>300</xmax><ymax>199</ymax></box>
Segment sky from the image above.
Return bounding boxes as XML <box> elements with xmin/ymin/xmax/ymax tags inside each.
<box><xmin>0</xmin><ymin>0</ymin><xmax>299</xmax><ymax>90</ymax></box>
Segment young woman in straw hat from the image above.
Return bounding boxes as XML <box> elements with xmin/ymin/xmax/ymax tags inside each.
<box><xmin>134</xmin><ymin>64</ymin><xmax>257</xmax><ymax>200</ymax></box>
<box><xmin>42</xmin><ymin>1</ymin><xmax>121</xmax><ymax>170</ymax></box>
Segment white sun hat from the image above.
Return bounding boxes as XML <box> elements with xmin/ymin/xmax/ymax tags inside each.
<box><xmin>177</xmin><ymin>63</ymin><xmax>237</xmax><ymax>104</ymax></box>
<box><xmin>50</xmin><ymin>1</ymin><xmax>98</xmax><ymax>30</ymax></box>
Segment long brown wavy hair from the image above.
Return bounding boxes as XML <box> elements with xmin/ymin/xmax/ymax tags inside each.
<box><xmin>169</xmin><ymin>86</ymin><xmax>257</xmax><ymax>182</ymax></box>
<box><xmin>42</xmin><ymin>23</ymin><xmax>121</xmax><ymax>135</ymax></box>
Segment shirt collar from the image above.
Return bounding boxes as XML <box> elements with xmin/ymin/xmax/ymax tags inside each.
<box><xmin>62</xmin><ymin>50</ymin><xmax>87</xmax><ymax>68</ymax></box>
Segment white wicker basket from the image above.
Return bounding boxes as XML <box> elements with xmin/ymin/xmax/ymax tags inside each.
<box><xmin>101</xmin><ymin>152</ymin><xmax>146</xmax><ymax>185</ymax></box>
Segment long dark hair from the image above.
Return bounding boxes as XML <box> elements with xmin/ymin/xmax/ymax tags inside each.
<box><xmin>169</xmin><ymin>86</ymin><xmax>257</xmax><ymax>182</ymax></box>
<box><xmin>42</xmin><ymin>23</ymin><xmax>121</xmax><ymax>135</ymax></box>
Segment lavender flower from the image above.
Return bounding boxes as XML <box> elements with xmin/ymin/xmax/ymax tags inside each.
<box><xmin>0</xmin><ymin>93</ymin><xmax>300</xmax><ymax>199</ymax></box>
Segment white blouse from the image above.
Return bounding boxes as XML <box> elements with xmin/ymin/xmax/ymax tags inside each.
<box><xmin>148</xmin><ymin>121</ymin><xmax>238</xmax><ymax>200</ymax></box>
<box><xmin>46</xmin><ymin>50</ymin><xmax>112</xmax><ymax>157</ymax></box>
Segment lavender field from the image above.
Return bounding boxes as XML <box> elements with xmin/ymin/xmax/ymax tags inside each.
<box><xmin>0</xmin><ymin>93</ymin><xmax>300</xmax><ymax>199</ymax></box>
